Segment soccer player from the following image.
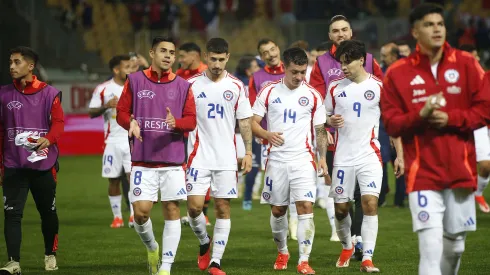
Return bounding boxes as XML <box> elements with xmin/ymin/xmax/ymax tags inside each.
<box><xmin>116</xmin><ymin>36</ymin><xmax>196</xmax><ymax>275</ymax></box>
<box><xmin>0</xmin><ymin>46</ymin><xmax>64</xmax><ymax>274</ymax></box>
<box><xmin>252</xmin><ymin>47</ymin><xmax>328</xmax><ymax>275</ymax></box>
<box><xmin>395</xmin><ymin>40</ymin><xmax>412</xmax><ymax>57</ymax></box>
<box><xmin>381</xmin><ymin>3</ymin><xmax>490</xmax><ymax>275</ymax></box>
<box><xmin>325</xmin><ymin>40</ymin><xmax>383</xmax><ymax>272</ymax></box>
<box><xmin>177</xmin><ymin>42</ymin><xmax>208</xmax><ymax>80</ymax></box>
<box><xmin>186</xmin><ymin>38</ymin><xmax>253</xmax><ymax>275</ymax></box>
<box><xmin>89</xmin><ymin>55</ymin><xmax>134</xmax><ymax>228</ymax></box>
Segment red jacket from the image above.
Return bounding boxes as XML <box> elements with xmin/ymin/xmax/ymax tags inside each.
<box><xmin>381</xmin><ymin>42</ymin><xmax>488</xmax><ymax>193</ymax></box>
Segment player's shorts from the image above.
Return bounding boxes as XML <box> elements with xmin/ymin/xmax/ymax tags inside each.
<box><xmin>474</xmin><ymin>126</ymin><xmax>490</xmax><ymax>162</ymax></box>
<box><xmin>329</xmin><ymin>161</ymin><xmax>382</xmax><ymax>203</ymax></box>
<box><xmin>260</xmin><ymin>159</ymin><xmax>317</xmax><ymax>206</ymax></box>
<box><xmin>186</xmin><ymin>168</ymin><xmax>238</xmax><ymax>198</ymax></box>
<box><xmin>129</xmin><ymin>166</ymin><xmax>187</xmax><ymax>202</ymax></box>
<box><xmin>235</xmin><ymin>133</ymin><xmax>246</xmax><ymax>159</ymax></box>
<box><xmin>102</xmin><ymin>142</ymin><xmax>131</xmax><ymax>178</ymax></box>
<box><xmin>260</xmin><ymin>144</ymin><xmax>268</xmax><ymax>170</ymax></box>
<box><xmin>409</xmin><ymin>188</ymin><xmax>476</xmax><ymax>234</ymax></box>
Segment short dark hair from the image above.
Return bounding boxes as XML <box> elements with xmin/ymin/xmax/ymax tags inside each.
<box><xmin>206</xmin><ymin>38</ymin><xmax>229</xmax><ymax>54</ymax></box>
<box><xmin>289</xmin><ymin>40</ymin><xmax>309</xmax><ymax>51</ymax></box>
<box><xmin>335</xmin><ymin>40</ymin><xmax>367</xmax><ymax>66</ymax></box>
<box><xmin>283</xmin><ymin>47</ymin><xmax>308</xmax><ymax>67</ymax></box>
<box><xmin>236</xmin><ymin>55</ymin><xmax>257</xmax><ymax>76</ymax></box>
<box><xmin>460</xmin><ymin>44</ymin><xmax>477</xmax><ymax>53</ymax></box>
<box><xmin>329</xmin><ymin>15</ymin><xmax>350</xmax><ymax>31</ymax></box>
<box><xmin>9</xmin><ymin>46</ymin><xmax>39</xmax><ymax>66</ymax></box>
<box><xmin>109</xmin><ymin>55</ymin><xmax>131</xmax><ymax>71</ymax></box>
<box><xmin>316</xmin><ymin>41</ymin><xmax>334</xmax><ymax>52</ymax></box>
<box><xmin>257</xmin><ymin>38</ymin><xmax>276</xmax><ymax>53</ymax></box>
<box><xmin>179</xmin><ymin>42</ymin><xmax>201</xmax><ymax>54</ymax></box>
<box><xmin>409</xmin><ymin>3</ymin><xmax>444</xmax><ymax>27</ymax></box>
<box><xmin>151</xmin><ymin>36</ymin><xmax>175</xmax><ymax>49</ymax></box>
<box><xmin>395</xmin><ymin>39</ymin><xmax>411</xmax><ymax>47</ymax></box>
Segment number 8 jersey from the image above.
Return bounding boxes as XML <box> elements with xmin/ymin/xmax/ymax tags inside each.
<box><xmin>326</xmin><ymin>75</ymin><xmax>383</xmax><ymax>166</ymax></box>
<box><xmin>187</xmin><ymin>71</ymin><xmax>253</xmax><ymax>170</ymax></box>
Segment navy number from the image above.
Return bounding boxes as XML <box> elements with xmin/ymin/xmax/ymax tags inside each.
<box><xmin>417</xmin><ymin>191</ymin><xmax>428</xmax><ymax>207</ymax></box>
<box><xmin>187</xmin><ymin>168</ymin><xmax>199</xmax><ymax>182</ymax></box>
<box><xmin>265</xmin><ymin>177</ymin><xmax>273</xmax><ymax>191</ymax></box>
<box><xmin>337</xmin><ymin>169</ymin><xmax>345</xmax><ymax>185</ymax></box>
<box><xmin>283</xmin><ymin>109</ymin><xmax>297</xmax><ymax>123</ymax></box>
<box><xmin>207</xmin><ymin>103</ymin><xmax>224</xmax><ymax>119</ymax></box>
<box><xmin>134</xmin><ymin>171</ymin><xmax>142</xmax><ymax>185</ymax></box>
<box><xmin>103</xmin><ymin>155</ymin><xmax>113</xmax><ymax>166</ymax></box>
<box><xmin>353</xmin><ymin>102</ymin><xmax>361</xmax><ymax>117</ymax></box>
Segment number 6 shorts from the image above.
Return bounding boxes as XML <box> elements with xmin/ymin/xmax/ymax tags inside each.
<box><xmin>260</xmin><ymin>159</ymin><xmax>317</xmax><ymax>206</ymax></box>
<box><xmin>329</xmin><ymin>161</ymin><xmax>383</xmax><ymax>203</ymax></box>
<box><xmin>129</xmin><ymin>166</ymin><xmax>187</xmax><ymax>202</ymax></box>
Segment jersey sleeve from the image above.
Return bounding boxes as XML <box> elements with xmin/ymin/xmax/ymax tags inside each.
<box><xmin>325</xmin><ymin>83</ymin><xmax>335</xmax><ymax>116</ymax></box>
<box><xmin>88</xmin><ymin>85</ymin><xmax>104</xmax><ymax>108</ymax></box>
<box><xmin>236</xmin><ymin>82</ymin><xmax>253</xmax><ymax>119</ymax></box>
<box><xmin>252</xmin><ymin>87</ymin><xmax>269</xmax><ymax>118</ymax></box>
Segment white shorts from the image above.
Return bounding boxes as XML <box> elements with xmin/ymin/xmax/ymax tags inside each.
<box><xmin>409</xmin><ymin>188</ymin><xmax>476</xmax><ymax>234</ymax></box>
<box><xmin>474</xmin><ymin>126</ymin><xmax>490</xmax><ymax>162</ymax></box>
<box><xmin>129</xmin><ymin>166</ymin><xmax>187</xmax><ymax>202</ymax></box>
<box><xmin>102</xmin><ymin>142</ymin><xmax>131</xmax><ymax>178</ymax></box>
<box><xmin>186</xmin><ymin>168</ymin><xmax>238</xmax><ymax>198</ymax></box>
<box><xmin>329</xmin><ymin>161</ymin><xmax>383</xmax><ymax>203</ymax></box>
<box><xmin>235</xmin><ymin>134</ymin><xmax>246</xmax><ymax>159</ymax></box>
<box><xmin>260</xmin><ymin>159</ymin><xmax>316</xmax><ymax>206</ymax></box>
<box><xmin>260</xmin><ymin>144</ymin><xmax>268</xmax><ymax>170</ymax></box>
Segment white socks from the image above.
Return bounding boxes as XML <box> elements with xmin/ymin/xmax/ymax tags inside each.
<box><xmin>160</xmin><ymin>220</ymin><xmax>181</xmax><ymax>272</ymax></box>
<box><xmin>324</xmin><ymin>186</ymin><xmax>336</xmax><ymax>233</ymax></box>
<box><xmin>297</xmin><ymin>214</ymin><xmax>315</xmax><ymax>263</ymax></box>
<box><xmin>476</xmin><ymin>175</ymin><xmax>489</xmax><ymax>196</ymax></box>
<box><xmin>335</xmin><ymin>213</ymin><xmax>352</xmax><ymax>249</ymax></box>
<box><xmin>289</xmin><ymin>200</ymin><xmax>298</xmax><ymax>220</ymax></box>
<box><xmin>441</xmin><ymin>232</ymin><xmax>466</xmax><ymax>275</ymax></box>
<box><xmin>418</xmin><ymin>227</ymin><xmax>443</xmax><ymax>275</ymax></box>
<box><xmin>129</xmin><ymin>194</ymin><xmax>134</xmax><ymax>217</ymax></box>
<box><xmin>361</xmin><ymin>215</ymin><xmax>378</xmax><ymax>261</ymax></box>
<box><xmin>211</xmin><ymin>219</ymin><xmax>231</xmax><ymax>265</ymax></box>
<box><xmin>189</xmin><ymin>212</ymin><xmax>210</xmax><ymax>245</ymax></box>
<box><xmin>109</xmin><ymin>195</ymin><xmax>122</xmax><ymax>218</ymax></box>
<box><xmin>134</xmin><ymin>218</ymin><xmax>158</xmax><ymax>251</ymax></box>
<box><xmin>270</xmin><ymin>213</ymin><xmax>289</xmax><ymax>254</ymax></box>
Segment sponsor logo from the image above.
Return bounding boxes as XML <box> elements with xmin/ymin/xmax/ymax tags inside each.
<box><xmin>338</xmin><ymin>91</ymin><xmax>347</xmax><ymax>97</ymax></box>
<box><xmin>418</xmin><ymin>211</ymin><xmax>429</xmax><ymax>222</ymax></box>
<box><xmin>444</xmin><ymin>69</ymin><xmax>459</xmax><ymax>83</ymax></box>
<box><xmin>7</xmin><ymin>128</ymin><xmax>48</xmax><ymax>141</ymax></box>
<box><xmin>139</xmin><ymin>118</ymin><xmax>172</xmax><ymax>132</ymax></box>
<box><xmin>301</xmin><ymin>240</ymin><xmax>311</xmax><ymax>245</ymax></box>
<box><xmin>413</xmin><ymin>89</ymin><xmax>426</xmax><ymax>97</ymax></box>
<box><xmin>137</xmin><ymin>90</ymin><xmax>156</xmax><ymax>99</ymax></box>
<box><xmin>364</xmin><ymin>90</ymin><xmax>375</xmax><ymax>101</ymax></box>
<box><xmin>327</xmin><ymin>68</ymin><xmax>342</xmax><ymax>77</ymax></box>
<box><xmin>367</xmin><ymin>181</ymin><xmax>377</xmax><ymax>188</ymax></box>
<box><xmin>223</xmin><ymin>90</ymin><xmax>234</xmax><ymax>101</ymax></box>
<box><xmin>272</xmin><ymin>97</ymin><xmax>282</xmax><ymax>103</ymax></box>
<box><xmin>411</xmin><ymin>96</ymin><xmax>429</xmax><ymax>104</ymax></box>
<box><xmin>410</xmin><ymin>75</ymin><xmax>425</xmax><ymax>85</ymax></box>
<box><xmin>447</xmin><ymin>85</ymin><xmax>461</xmax><ymax>94</ymax></box>
<box><xmin>298</xmin><ymin>96</ymin><xmax>309</xmax><ymax>106</ymax></box>
<box><xmin>215</xmin><ymin>240</ymin><xmax>226</xmax><ymax>245</ymax></box>
<box><xmin>163</xmin><ymin>251</ymin><xmax>174</xmax><ymax>256</ymax></box>
<box><xmin>133</xmin><ymin>187</ymin><xmax>142</xmax><ymax>196</ymax></box>
<box><xmin>464</xmin><ymin>217</ymin><xmax>476</xmax><ymax>226</ymax></box>
<box><xmin>304</xmin><ymin>191</ymin><xmax>314</xmax><ymax>198</ymax></box>
<box><xmin>227</xmin><ymin>188</ymin><xmax>237</xmax><ymax>195</ymax></box>
<box><xmin>176</xmin><ymin>188</ymin><xmax>187</xmax><ymax>196</ymax></box>
<box><xmin>7</xmin><ymin>101</ymin><xmax>23</xmax><ymax>110</ymax></box>
<box><xmin>197</xmin><ymin>92</ymin><xmax>207</xmax><ymax>98</ymax></box>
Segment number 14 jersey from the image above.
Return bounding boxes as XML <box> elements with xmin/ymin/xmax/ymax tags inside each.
<box><xmin>187</xmin><ymin>71</ymin><xmax>253</xmax><ymax>170</ymax></box>
<box><xmin>326</xmin><ymin>75</ymin><xmax>383</xmax><ymax>166</ymax></box>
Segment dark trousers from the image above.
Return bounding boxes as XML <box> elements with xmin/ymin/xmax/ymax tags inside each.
<box><xmin>244</xmin><ymin>138</ymin><xmax>262</xmax><ymax>201</ymax></box>
<box><xmin>2</xmin><ymin>167</ymin><xmax>59</xmax><ymax>262</ymax></box>
<box><xmin>378</xmin><ymin>162</ymin><xmax>389</xmax><ymax>206</ymax></box>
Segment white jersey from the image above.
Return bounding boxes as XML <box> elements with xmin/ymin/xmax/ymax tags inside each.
<box><xmin>253</xmin><ymin>79</ymin><xmax>326</xmax><ymax>163</ymax></box>
<box><xmin>325</xmin><ymin>75</ymin><xmax>382</xmax><ymax>166</ymax></box>
<box><xmin>88</xmin><ymin>79</ymin><xmax>128</xmax><ymax>143</ymax></box>
<box><xmin>187</xmin><ymin>71</ymin><xmax>253</xmax><ymax>170</ymax></box>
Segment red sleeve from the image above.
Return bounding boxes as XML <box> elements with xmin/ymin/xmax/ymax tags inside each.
<box><xmin>372</xmin><ymin>58</ymin><xmax>384</xmax><ymax>80</ymax></box>
<box><xmin>309</xmin><ymin>61</ymin><xmax>326</xmax><ymax>99</ymax></box>
<box><xmin>45</xmin><ymin>96</ymin><xmax>65</xmax><ymax>145</ymax></box>
<box><xmin>174</xmin><ymin>87</ymin><xmax>196</xmax><ymax>132</ymax></box>
<box><xmin>248</xmin><ymin>76</ymin><xmax>258</xmax><ymax>106</ymax></box>
<box><xmin>381</xmin><ymin>72</ymin><xmax>425</xmax><ymax>137</ymax></box>
<box><xmin>116</xmin><ymin>79</ymin><xmax>133</xmax><ymax>131</ymax></box>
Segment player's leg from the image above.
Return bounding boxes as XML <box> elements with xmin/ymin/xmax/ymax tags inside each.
<box><xmin>441</xmin><ymin>188</ymin><xmax>476</xmax><ymax>274</ymax></box>
<box><xmin>121</xmin><ymin>142</ymin><xmax>133</xmax><ymax>224</ymax></box>
<box><xmin>408</xmin><ymin>190</ymin><xmax>445</xmax><ymax>275</ymax></box>
<box><xmin>289</xmin><ymin>198</ymin><xmax>298</xmax><ymax>240</ymax></box>
<box><xmin>325</xmin><ymin>150</ymin><xmax>338</xmax><ymax>241</ymax></box>
<box><xmin>0</xmin><ymin>168</ymin><xmax>29</xmax><ymax>274</ymax></box>
<box><xmin>186</xmin><ymin>168</ymin><xmax>212</xmax><ymax>271</ymax></box>
<box><xmin>120</xmin><ymin>172</ymin><xmax>130</xmax><ymax>209</ymax></box>
<box><xmin>243</xmin><ymin>139</ymin><xmax>261</xmax><ymax>210</ymax></box>
<box><xmin>473</xmin><ymin>126</ymin><xmax>490</xmax><ymax>212</ymax></box>
<box><xmin>378</xmin><ymin>161</ymin><xmax>389</xmax><ymax>207</ymax></box>
<box><xmin>351</xmin><ymin>183</ymin><xmax>364</xmax><ymax>261</ymax></box>
<box><xmin>158</xmin><ymin>168</ymin><xmax>187</xmax><ymax>274</ymax></box>
<box><xmin>102</xmin><ymin>144</ymin><xmax>124</xmax><ymax>227</ymax></box>
<box><xmin>203</xmin><ymin>189</ymin><xmax>212</xmax><ymax>226</ymax></box>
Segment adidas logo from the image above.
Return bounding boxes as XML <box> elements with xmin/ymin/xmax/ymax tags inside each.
<box><xmin>227</xmin><ymin>188</ymin><xmax>237</xmax><ymax>195</ymax></box>
<box><xmin>176</xmin><ymin>188</ymin><xmax>187</xmax><ymax>196</ymax></box>
<box><xmin>304</xmin><ymin>191</ymin><xmax>314</xmax><ymax>198</ymax></box>
<box><xmin>338</xmin><ymin>91</ymin><xmax>347</xmax><ymax>97</ymax></box>
<box><xmin>364</xmin><ymin>249</ymin><xmax>373</xmax><ymax>255</ymax></box>
<box><xmin>301</xmin><ymin>240</ymin><xmax>311</xmax><ymax>245</ymax></box>
<box><xmin>112</xmin><ymin>204</ymin><xmax>119</xmax><ymax>209</ymax></box>
<box><xmin>197</xmin><ymin>92</ymin><xmax>207</xmax><ymax>98</ymax></box>
<box><xmin>464</xmin><ymin>217</ymin><xmax>475</xmax><ymax>226</ymax></box>
<box><xmin>367</xmin><ymin>181</ymin><xmax>377</xmax><ymax>188</ymax></box>
<box><xmin>410</xmin><ymin>75</ymin><xmax>425</xmax><ymax>85</ymax></box>
<box><xmin>272</xmin><ymin>97</ymin><xmax>282</xmax><ymax>103</ymax></box>
<box><xmin>163</xmin><ymin>251</ymin><xmax>174</xmax><ymax>257</ymax></box>
<box><xmin>215</xmin><ymin>240</ymin><xmax>226</xmax><ymax>245</ymax></box>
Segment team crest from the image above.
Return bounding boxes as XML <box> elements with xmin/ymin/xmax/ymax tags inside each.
<box><xmin>186</xmin><ymin>183</ymin><xmax>193</xmax><ymax>192</ymax></box>
<box><xmin>364</xmin><ymin>90</ymin><xmax>375</xmax><ymax>101</ymax></box>
<box><xmin>444</xmin><ymin>69</ymin><xmax>459</xmax><ymax>84</ymax></box>
<box><xmin>133</xmin><ymin>187</ymin><xmax>142</xmax><ymax>196</ymax></box>
<box><xmin>7</xmin><ymin>101</ymin><xmax>23</xmax><ymax>110</ymax></box>
<box><xmin>262</xmin><ymin>192</ymin><xmax>271</xmax><ymax>200</ymax></box>
<box><xmin>418</xmin><ymin>211</ymin><xmax>429</xmax><ymax>222</ymax></box>
<box><xmin>335</xmin><ymin>186</ymin><xmax>344</xmax><ymax>194</ymax></box>
<box><xmin>104</xmin><ymin>168</ymin><xmax>111</xmax><ymax>174</ymax></box>
<box><xmin>223</xmin><ymin>90</ymin><xmax>234</xmax><ymax>101</ymax></box>
<box><xmin>137</xmin><ymin>90</ymin><xmax>156</xmax><ymax>99</ymax></box>
<box><xmin>298</xmin><ymin>96</ymin><xmax>309</xmax><ymax>106</ymax></box>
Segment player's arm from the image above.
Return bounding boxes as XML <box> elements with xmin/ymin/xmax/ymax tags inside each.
<box><xmin>43</xmin><ymin>96</ymin><xmax>65</xmax><ymax>146</ymax></box>
<box><xmin>309</xmin><ymin>61</ymin><xmax>326</xmax><ymax>99</ymax></box>
<box><xmin>313</xmin><ymin>97</ymin><xmax>328</xmax><ymax>175</ymax></box>
<box><xmin>390</xmin><ymin>136</ymin><xmax>404</xmax><ymax>178</ymax></box>
<box><xmin>116</xmin><ymin>79</ymin><xmax>133</xmax><ymax>131</ymax></box>
<box><xmin>324</xmin><ymin>83</ymin><xmax>343</xmax><ymax>128</ymax></box>
<box><xmin>236</xmin><ymin>84</ymin><xmax>253</xmax><ymax>154</ymax></box>
<box><xmin>174</xmin><ymin>88</ymin><xmax>197</xmax><ymax>132</ymax></box>
<box><xmin>88</xmin><ymin>86</ymin><xmax>117</xmax><ymax>118</ymax></box>
<box><xmin>372</xmin><ymin>58</ymin><xmax>384</xmax><ymax>80</ymax></box>
<box><xmin>248</xmin><ymin>76</ymin><xmax>258</xmax><ymax>106</ymax></box>
<box><xmin>251</xmin><ymin>92</ymin><xmax>284</xmax><ymax>147</ymax></box>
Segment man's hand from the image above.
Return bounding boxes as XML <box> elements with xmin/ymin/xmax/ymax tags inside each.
<box><xmin>393</xmin><ymin>157</ymin><xmax>405</xmax><ymax>178</ymax></box>
<box><xmin>324</xmin><ymin>173</ymin><xmax>332</xmax><ymax>186</ymax></box>
<box><xmin>241</xmin><ymin>153</ymin><xmax>253</xmax><ymax>174</ymax></box>
<box><xmin>36</xmin><ymin>137</ymin><xmax>50</xmax><ymax>151</ymax></box>
<box><xmin>327</xmin><ymin>131</ymin><xmax>334</xmax><ymax>146</ymax></box>
<box><xmin>165</xmin><ymin>107</ymin><xmax>176</xmax><ymax>128</ymax></box>
<box><xmin>317</xmin><ymin>157</ymin><xmax>328</xmax><ymax>177</ymax></box>
<box><xmin>266</xmin><ymin>131</ymin><xmax>284</xmax><ymax>147</ymax></box>
<box><xmin>328</xmin><ymin>114</ymin><xmax>344</xmax><ymax>128</ymax></box>
<box><xmin>129</xmin><ymin>115</ymin><xmax>143</xmax><ymax>142</ymax></box>
<box><xmin>105</xmin><ymin>96</ymin><xmax>119</xmax><ymax>108</ymax></box>
<box><xmin>420</xmin><ymin>92</ymin><xmax>446</xmax><ymax>119</ymax></box>
<box><xmin>428</xmin><ymin>110</ymin><xmax>449</xmax><ymax>129</ymax></box>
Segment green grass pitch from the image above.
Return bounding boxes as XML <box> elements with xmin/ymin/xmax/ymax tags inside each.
<box><xmin>1</xmin><ymin>155</ymin><xmax>489</xmax><ymax>274</ymax></box>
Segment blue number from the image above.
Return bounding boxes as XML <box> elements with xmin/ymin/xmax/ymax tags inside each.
<box><xmin>265</xmin><ymin>177</ymin><xmax>273</xmax><ymax>191</ymax></box>
<box><xmin>207</xmin><ymin>103</ymin><xmax>224</xmax><ymax>119</ymax></box>
<box><xmin>353</xmin><ymin>102</ymin><xmax>361</xmax><ymax>117</ymax></box>
<box><xmin>418</xmin><ymin>191</ymin><xmax>428</xmax><ymax>207</ymax></box>
<box><xmin>283</xmin><ymin>109</ymin><xmax>297</xmax><ymax>123</ymax></box>
<box><xmin>134</xmin><ymin>171</ymin><xmax>142</xmax><ymax>185</ymax></box>
<box><xmin>337</xmin><ymin>169</ymin><xmax>344</xmax><ymax>185</ymax></box>
<box><xmin>103</xmin><ymin>155</ymin><xmax>113</xmax><ymax>166</ymax></box>
<box><xmin>188</xmin><ymin>168</ymin><xmax>199</xmax><ymax>182</ymax></box>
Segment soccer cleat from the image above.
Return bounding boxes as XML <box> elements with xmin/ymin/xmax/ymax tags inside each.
<box><xmin>198</xmin><ymin>237</ymin><xmax>212</xmax><ymax>271</ymax></box>
<box><xmin>289</xmin><ymin>217</ymin><xmax>298</xmax><ymax>240</ymax></box>
<box><xmin>336</xmin><ymin>243</ymin><xmax>354</xmax><ymax>268</ymax></box>
<box><xmin>147</xmin><ymin>242</ymin><xmax>160</xmax><ymax>275</ymax></box>
<box><xmin>242</xmin><ymin>200</ymin><xmax>252</xmax><ymax>211</ymax></box>
<box><xmin>156</xmin><ymin>270</ymin><xmax>170</xmax><ymax>275</ymax></box>
<box><xmin>475</xmin><ymin>195</ymin><xmax>490</xmax><ymax>213</ymax></box>
<box><xmin>205</xmin><ymin>215</ymin><xmax>212</xmax><ymax>226</ymax></box>
<box><xmin>208</xmin><ymin>262</ymin><xmax>226</xmax><ymax>275</ymax></box>
<box><xmin>297</xmin><ymin>261</ymin><xmax>315</xmax><ymax>274</ymax></box>
<box><xmin>44</xmin><ymin>255</ymin><xmax>58</xmax><ymax>271</ymax></box>
<box><xmin>330</xmin><ymin>232</ymin><xmax>340</xmax><ymax>242</ymax></box>
<box><xmin>360</xmin><ymin>260</ymin><xmax>380</xmax><ymax>273</ymax></box>
<box><xmin>0</xmin><ymin>260</ymin><xmax>21</xmax><ymax>274</ymax></box>
<box><xmin>273</xmin><ymin>252</ymin><xmax>290</xmax><ymax>270</ymax></box>
<box><xmin>110</xmin><ymin>217</ymin><xmax>124</xmax><ymax>228</ymax></box>
<box><xmin>316</xmin><ymin>198</ymin><xmax>326</xmax><ymax>209</ymax></box>
<box><xmin>353</xmin><ymin>241</ymin><xmax>363</xmax><ymax>261</ymax></box>
<box><xmin>128</xmin><ymin>216</ymin><xmax>135</xmax><ymax>228</ymax></box>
